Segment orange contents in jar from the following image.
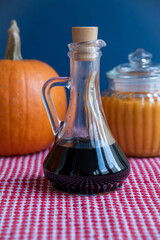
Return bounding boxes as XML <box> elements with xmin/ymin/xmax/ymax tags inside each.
<box><xmin>102</xmin><ymin>93</ymin><xmax>160</xmax><ymax>157</ymax></box>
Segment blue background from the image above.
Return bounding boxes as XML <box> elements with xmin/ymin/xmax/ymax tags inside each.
<box><xmin>0</xmin><ymin>0</ymin><xmax>160</xmax><ymax>91</ymax></box>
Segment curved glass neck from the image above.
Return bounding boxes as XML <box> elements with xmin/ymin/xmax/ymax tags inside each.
<box><xmin>67</xmin><ymin>57</ymin><xmax>101</xmax><ymax>140</ymax></box>
<box><xmin>57</xmin><ymin>39</ymin><xmax>114</xmax><ymax>144</ymax></box>
<box><xmin>57</xmin><ymin>53</ymin><xmax>114</xmax><ymax>146</ymax></box>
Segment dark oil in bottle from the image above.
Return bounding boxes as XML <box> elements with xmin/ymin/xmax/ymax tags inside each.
<box><xmin>43</xmin><ymin>138</ymin><xmax>130</xmax><ymax>194</ymax></box>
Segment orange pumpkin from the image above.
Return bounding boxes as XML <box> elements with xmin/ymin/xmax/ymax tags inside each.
<box><xmin>0</xmin><ymin>20</ymin><xmax>67</xmax><ymax>156</ymax></box>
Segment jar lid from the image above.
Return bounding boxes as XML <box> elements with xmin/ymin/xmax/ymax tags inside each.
<box><xmin>106</xmin><ymin>49</ymin><xmax>160</xmax><ymax>92</ymax></box>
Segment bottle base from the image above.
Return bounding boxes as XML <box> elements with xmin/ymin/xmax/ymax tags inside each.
<box><xmin>44</xmin><ymin>168</ymin><xmax>130</xmax><ymax>194</ymax></box>
<box><xmin>52</xmin><ymin>182</ymin><xmax>123</xmax><ymax>194</ymax></box>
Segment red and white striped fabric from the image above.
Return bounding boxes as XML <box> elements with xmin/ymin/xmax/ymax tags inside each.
<box><xmin>0</xmin><ymin>149</ymin><xmax>160</xmax><ymax>240</ymax></box>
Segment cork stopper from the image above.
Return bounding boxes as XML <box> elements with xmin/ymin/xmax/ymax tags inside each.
<box><xmin>72</xmin><ymin>27</ymin><xmax>98</xmax><ymax>43</ymax></box>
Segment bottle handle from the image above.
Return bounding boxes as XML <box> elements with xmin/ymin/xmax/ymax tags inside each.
<box><xmin>42</xmin><ymin>77</ymin><xmax>70</xmax><ymax>137</ymax></box>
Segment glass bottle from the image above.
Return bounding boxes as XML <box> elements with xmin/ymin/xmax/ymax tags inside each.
<box><xmin>42</xmin><ymin>27</ymin><xmax>130</xmax><ymax>194</ymax></box>
<box><xmin>102</xmin><ymin>48</ymin><xmax>160</xmax><ymax>157</ymax></box>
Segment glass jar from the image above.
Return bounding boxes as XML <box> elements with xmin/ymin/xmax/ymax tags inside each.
<box><xmin>102</xmin><ymin>48</ymin><xmax>160</xmax><ymax>157</ymax></box>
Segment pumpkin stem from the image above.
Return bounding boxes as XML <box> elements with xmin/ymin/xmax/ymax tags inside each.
<box><xmin>4</xmin><ymin>20</ymin><xmax>23</xmax><ymax>60</ymax></box>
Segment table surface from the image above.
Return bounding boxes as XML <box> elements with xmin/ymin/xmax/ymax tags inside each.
<box><xmin>0</xmin><ymin>149</ymin><xmax>160</xmax><ymax>240</ymax></box>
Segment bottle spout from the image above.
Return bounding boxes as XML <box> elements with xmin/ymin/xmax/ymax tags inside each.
<box><xmin>95</xmin><ymin>39</ymin><xmax>106</xmax><ymax>48</ymax></box>
<box><xmin>68</xmin><ymin>39</ymin><xmax>106</xmax><ymax>61</ymax></box>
